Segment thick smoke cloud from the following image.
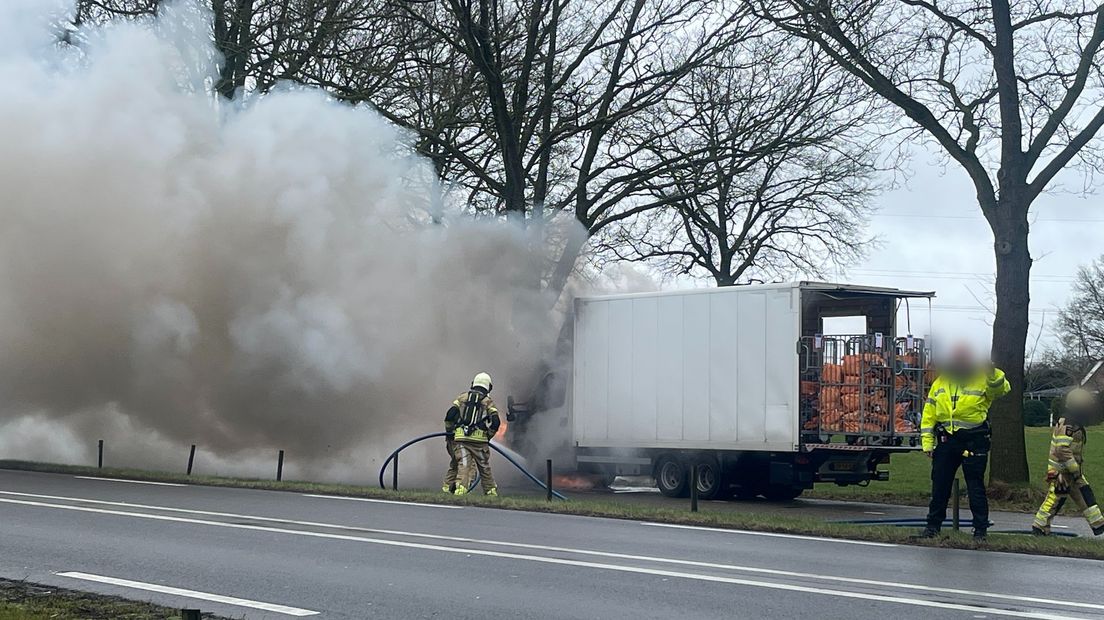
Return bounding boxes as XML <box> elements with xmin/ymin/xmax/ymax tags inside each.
<box><xmin>0</xmin><ymin>1</ymin><xmax>566</xmax><ymax>478</ymax></box>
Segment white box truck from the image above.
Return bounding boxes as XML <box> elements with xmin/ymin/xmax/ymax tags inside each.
<box><xmin>511</xmin><ymin>282</ymin><xmax>935</xmax><ymax>501</ymax></box>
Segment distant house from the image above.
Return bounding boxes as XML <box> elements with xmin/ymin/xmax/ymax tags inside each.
<box><xmin>1024</xmin><ymin>359</ymin><xmax>1103</xmax><ymax>401</ymax></box>
<box><xmin>1022</xmin><ymin>361</ymin><xmax>1104</xmax><ymax>426</ymax></box>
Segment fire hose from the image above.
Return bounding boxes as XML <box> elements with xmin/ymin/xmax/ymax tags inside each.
<box><xmin>378</xmin><ymin>432</ymin><xmax>568</xmax><ymax>500</ymax></box>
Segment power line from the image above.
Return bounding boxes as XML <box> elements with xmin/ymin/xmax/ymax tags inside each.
<box><xmin>932</xmin><ymin>304</ymin><xmax>1052</xmax><ymax>314</ymax></box>
<box><xmin>873</xmin><ymin>212</ymin><xmax>1104</xmax><ymax>223</ymax></box>
<box><xmin>847</xmin><ymin>268</ymin><xmax>1074</xmax><ymax>283</ymax></box>
<box><xmin>851</xmin><ymin>267</ymin><xmax>1062</xmax><ymax>277</ymax></box>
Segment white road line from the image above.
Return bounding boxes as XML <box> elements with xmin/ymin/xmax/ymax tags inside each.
<box><xmin>2</xmin><ymin>491</ymin><xmax>1102</xmax><ymax>613</ymax></box>
<box><xmin>0</xmin><ymin>496</ymin><xmax>1085</xmax><ymax>620</ymax></box>
<box><xmin>641</xmin><ymin>521</ymin><xmax>897</xmax><ymax>547</ymax></box>
<box><xmin>301</xmin><ymin>493</ymin><xmax>460</xmax><ymax>509</ymax></box>
<box><xmin>74</xmin><ymin>476</ymin><xmax>184</xmax><ymax>487</ymax></box>
<box><xmin>56</xmin><ymin>572</ymin><xmax>317</xmax><ymax>616</ymax></box>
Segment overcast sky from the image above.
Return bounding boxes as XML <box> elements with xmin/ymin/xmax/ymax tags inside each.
<box><xmin>659</xmin><ymin>146</ymin><xmax>1102</xmax><ymax>357</ymax></box>
<box><xmin>834</xmin><ymin>148</ymin><xmax>1102</xmax><ymax>356</ymax></box>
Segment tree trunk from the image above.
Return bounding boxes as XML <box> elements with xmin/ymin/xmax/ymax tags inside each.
<box><xmin>213</xmin><ymin>0</ymin><xmax>254</xmax><ymax>100</ymax></box>
<box><xmin>545</xmin><ymin>226</ymin><xmax>589</xmax><ymax>309</ymax></box>
<box><xmin>987</xmin><ymin>196</ymin><xmax>1031</xmax><ymax>484</ymax></box>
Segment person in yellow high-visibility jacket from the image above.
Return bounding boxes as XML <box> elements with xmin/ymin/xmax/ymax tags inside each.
<box><xmin>1032</xmin><ymin>388</ymin><xmax>1104</xmax><ymax>536</ymax></box>
<box><xmin>918</xmin><ymin>343</ymin><xmax>1010</xmax><ymax>540</ymax></box>
<box><xmin>445</xmin><ymin>372</ymin><xmax>501</xmax><ymax>496</ymax></box>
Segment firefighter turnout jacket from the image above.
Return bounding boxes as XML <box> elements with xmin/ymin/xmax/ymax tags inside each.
<box><xmin>921</xmin><ymin>367</ymin><xmax>1011</xmax><ymax>452</ymax></box>
<box><xmin>1047</xmin><ymin>418</ymin><xmax>1086</xmax><ymax>483</ymax></box>
<box><xmin>1033</xmin><ymin>417</ymin><xmax>1104</xmax><ymax>534</ymax></box>
<box><xmin>445</xmin><ymin>389</ymin><xmax>501</xmax><ymax>443</ymax></box>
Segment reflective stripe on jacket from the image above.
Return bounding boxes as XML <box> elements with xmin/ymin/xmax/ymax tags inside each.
<box><xmin>1047</xmin><ymin>418</ymin><xmax>1085</xmax><ymax>477</ymax></box>
<box><xmin>920</xmin><ymin>367</ymin><xmax>1010</xmax><ymax>451</ymax></box>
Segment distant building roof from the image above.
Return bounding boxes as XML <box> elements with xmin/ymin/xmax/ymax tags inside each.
<box><xmin>1028</xmin><ymin>361</ymin><xmax>1104</xmax><ymax>399</ymax></box>
<box><xmin>1025</xmin><ymin>386</ymin><xmax>1073</xmax><ymax>399</ymax></box>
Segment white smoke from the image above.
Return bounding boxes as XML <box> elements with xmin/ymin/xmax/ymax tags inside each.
<box><xmin>0</xmin><ymin>1</ymin><xmax>572</xmax><ymax>481</ymax></box>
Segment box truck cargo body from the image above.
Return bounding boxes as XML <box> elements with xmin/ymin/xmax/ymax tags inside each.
<box><xmin>568</xmin><ymin>282</ymin><xmax>934</xmax><ymax>500</ymax></box>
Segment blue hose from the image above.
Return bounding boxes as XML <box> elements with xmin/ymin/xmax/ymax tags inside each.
<box><xmin>378</xmin><ymin>432</ymin><xmax>568</xmax><ymax>500</ymax></box>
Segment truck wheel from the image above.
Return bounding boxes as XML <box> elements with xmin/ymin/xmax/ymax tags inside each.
<box><xmin>693</xmin><ymin>458</ymin><xmax>726</xmax><ymax>500</ymax></box>
<box><xmin>655</xmin><ymin>456</ymin><xmax>689</xmax><ymax>498</ymax></box>
<box><xmin>763</xmin><ymin>485</ymin><xmax>803</xmax><ymax>501</ymax></box>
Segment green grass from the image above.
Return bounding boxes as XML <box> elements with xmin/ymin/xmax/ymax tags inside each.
<box><xmin>808</xmin><ymin>425</ymin><xmax>1104</xmax><ymax>511</ymax></box>
<box><xmin>0</xmin><ymin>579</ymin><xmax>225</xmax><ymax>619</ymax></box>
<box><xmin>2</xmin><ymin>459</ymin><xmax>1103</xmax><ymax>561</ymax></box>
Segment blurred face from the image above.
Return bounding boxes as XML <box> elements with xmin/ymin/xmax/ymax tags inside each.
<box><xmin>1065</xmin><ymin>390</ymin><xmax>1099</xmax><ymax>425</ymax></box>
<box><xmin>1065</xmin><ymin>405</ymin><xmax>1096</xmax><ymax>426</ymax></box>
<box><xmin>944</xmin><ymin>341</ymin><xmax>979</xmax><ymax>379</ymax></box>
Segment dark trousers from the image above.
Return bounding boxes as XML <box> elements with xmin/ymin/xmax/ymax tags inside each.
<box><xmin>926</xmin><ymin>427</ymin><xmax>990</xmax><ymax>531</ymax></box>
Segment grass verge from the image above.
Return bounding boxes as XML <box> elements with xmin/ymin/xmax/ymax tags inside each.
<box><xmin>2</xmin><ymin>459</ymin><xmax>1102</xmax><ymax>561</ymax></box>
<box><xmin>807</xmin><ymin>425</ymin><xmax>1103</xmax><ymax>512</ymax></box>
<box><xmin>0</xmin><ymin>578</ymin><xmax>227</xmax><ymax>619</ymax></box>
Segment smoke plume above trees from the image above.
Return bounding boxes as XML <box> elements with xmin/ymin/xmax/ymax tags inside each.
<box><xmin>0</xmin><ymin>1</ymin><xmax>569</xmax><ymax>474</ymax></box>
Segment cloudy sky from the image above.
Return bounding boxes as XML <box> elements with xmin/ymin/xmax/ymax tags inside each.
<box><xmin>659</xmin><ymin>145</ymin><xmax>1102</xmax><ymax>356</ymax></box>
<box><xmin>835</xmin><ymin>148</ymin><xmax>1102</xmax><ymax>355</ymax></box>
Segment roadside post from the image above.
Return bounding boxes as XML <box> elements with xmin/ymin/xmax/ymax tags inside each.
<box><xmin>277</xmin><ymin>449</ymin><xmax>285</xmax><ymax>481</ymax></box>
<box><xmin>392</xmin><ymin>452</ymin><xmax>399</xmax><ymax>491</ymax></box>
<box><xmin>690</xmin><ymin>465</ymin><xmax>699</xmax><ymax>513</ymax></box>
<box><xmin>546</xmin><ymin>459</ymin><xmax>553</xmax><ymax>502</ymax></box>
<box><xmin>97</xmin><ymin>439</ymin><xmax>103</xmax><ymax>469</ymax></box>
<box><xmin>952</xmin><ymin>478</ymin><xmax>961</xmax><ymax>531</ymax></box>
<box><xmin>186</xmin><ymin>444</ymin><xmax>196</xmax><ymax>476</ymax></box>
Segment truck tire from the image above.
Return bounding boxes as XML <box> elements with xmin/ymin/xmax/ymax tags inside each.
<box><xmin>763</xmin><ymin>485</ymin><xmax>803</xmax><ymax>501</ymax></box>
<box><xmin>693</xmin><ymin>457</ymin><xmax>726</xmax><ymax>501</ymax></box>
<box><xmin>655</xmin><ymin>456</ymin><xmax>689</xmax><ymax>498</ymax></box>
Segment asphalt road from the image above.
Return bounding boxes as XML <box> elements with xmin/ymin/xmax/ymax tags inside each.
<box><xmin>1</xmin><ymin>470</ymin><xmax>1102</xmax><ymax>619</ymax></box>
<box><xmin>562</xmin><ymin>482</ymin><xmax>1099</xmax><ymax>537</ymax></box>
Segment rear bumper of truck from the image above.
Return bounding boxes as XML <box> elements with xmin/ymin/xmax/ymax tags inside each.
<box><xmin>801</xmin><ymin>443</ymin><xmax>922</xmax><ymax>485</ymax></box>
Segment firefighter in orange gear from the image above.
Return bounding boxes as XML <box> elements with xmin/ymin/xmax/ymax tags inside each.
<box><xmin>1032</xmin><ymin>388</ymin><xmax>1104</xmax><ymax>536</ymax></box>
<box><xmin>446</xmin><ymin>372</ymin><xmax>501</xmax><ymax>496</ymax></box>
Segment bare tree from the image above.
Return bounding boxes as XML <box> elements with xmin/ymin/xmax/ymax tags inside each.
<box><xmin>74</xmin><ymin>2</ymin><xmax>886</xmax><ymax>309</ymax></box>
<box><xmin>1057</xmin><ymin>256</ymin><xmax>1104</xmax><ymax>364</ymax></box>
<box><xmin>72</xmin><ymin>1</ymin><xmax>762</xmax><ymax>305</ymax></box>
<box><xmin>362</xmin><ymin>0</ymin><xmax>747</xmax><ymax>299</ymax></box>
<box><xmin>748</xmin><ymin>0</ymin><xmax>1104</xmax><ymax>483</ymax></box>
<box><xmin>599</xmin><ymin>35</ymin><xmax>879</xmax><ymax>285</ymax></box>
<box><xmin>75</xmin><ymin>1</ymin><xmax>404</xmax><ymax>101</ymax></box>
<box><xmin>76</xmin><ymin>0</ymin><xmax>486</xmax><ymax>190</ymax></box>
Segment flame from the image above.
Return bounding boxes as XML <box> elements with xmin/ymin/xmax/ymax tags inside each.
<box><xmin>552</xmin><ymin>474</ymin><xmax>600</xmax><ymax>490</ymax></box>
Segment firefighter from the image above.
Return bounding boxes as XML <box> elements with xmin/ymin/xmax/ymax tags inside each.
<box><xmin>918</xmin><ymin>343</ymin><xmax>1010</xmax><ymax>540</ymax></box>
<box><xmin>442</xmin><ymin>423</ymin><xmax>459</xmax><ymax>494</ymax></box>
<box><xmin>1032</xmin><ymin>388</ymin><xmax>1104</xmax><ymax>536</ymax></box>
<box><xmin>446</xmin><ymin>372</ymin><xmax>501</xmax><ymax>496</ymax></box>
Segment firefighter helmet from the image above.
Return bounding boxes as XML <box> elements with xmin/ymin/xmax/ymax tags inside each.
<box><xmin>472</xmin><ymin>372</ymin><xmax>493</xmax><ymax>392</ymax></box>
